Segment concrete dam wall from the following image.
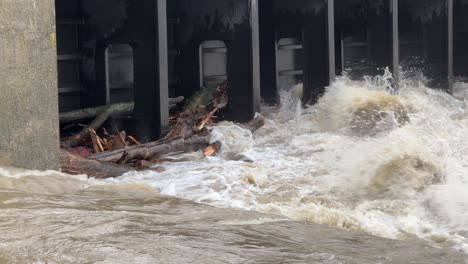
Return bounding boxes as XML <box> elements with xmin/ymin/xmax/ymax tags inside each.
<box><xmin>0</xmin><ymin>0</ymin><xmax>60</xmax><ymax>170</ymax></box>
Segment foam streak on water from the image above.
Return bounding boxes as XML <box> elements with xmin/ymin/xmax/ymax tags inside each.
<box><xmin>117</xmin><ymin>70</ymin><xmax>468</xmax><ymax>252</ymax></box>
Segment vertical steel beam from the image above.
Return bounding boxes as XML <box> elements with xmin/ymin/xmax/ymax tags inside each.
<box><xmin>391</xmin><ymin>0</ymin><xmax>399</xmax><ymax>84</ymax></box>
<box><xmin>448</xmin><ymin>0</ymin><xmax>454</xmax><ymax>94</ymax></box>
<box><xmin>251</xmin><ymin>0</ymin><xmax>261</xmax><ymax>114</ymax></box>
<box><xmin>157</xmin><ymin>0</ymin><xmax>169</xmax><ymax>133</ymax></box>
<box><xmin>104</xmin><ymin>48</ymin><xmax>111</xmax><ymax>104</ymax></box>
<box><xmin>327</xmin><ymin>0</ymin><xmax>336</xmax><ymax>83</ymax></box>
<box><xmin>340</xmin><ymin>32</ymin><xmax>344</xmax><ymax>73</ymax></box>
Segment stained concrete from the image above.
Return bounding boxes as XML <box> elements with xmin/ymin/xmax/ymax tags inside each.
<box><xmin>0</xmin><ymin>0</ymin><xmax>60</xmax><ymax>170</ymax></box>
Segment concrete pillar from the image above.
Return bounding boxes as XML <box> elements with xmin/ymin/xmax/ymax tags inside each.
<box><xmin>0</xmin><ymin>0</ymin><xmax>60</xmax><ymax>170</ymax></box>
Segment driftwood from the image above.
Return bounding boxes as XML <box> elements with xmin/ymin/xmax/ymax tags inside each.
<box><xmin>168</xmin><ymin>96</ymin><xmax>186</xmax><ymax>106</ymax></box>
<box><xmin>89</xmin><ymin>128</ymin><xmax>104</xmax><ymax>153</ymax></box>
<box><xmin>90</xmin><ymin>136</ymin><xmax>210</xmax><ymax>163</ymax></box>
<box><xmin>60</xmin><ymin>150</ymin><xmax>133</xmax><ymax>179</ymax></box>
<box><xmin>203</xmin><ymin>141</ymin><xmax>222</xmax><ymax>157</ymax></box>
<box><xmin>59</xmin><ymin>79</ymin><xmax>266</xmax><ymax>179</ymax></box>
<box><xmin>240</xmin><ymin>114</ymin><xmax>266</xmax><ymax>133</ymax></box>
<box><xmin>59</xmin><ymin>97</ymin><xmax>185</xmax><ymax>124</ymax></box>
<box><xmin>108</xmin><ymin>130</ymin><xmax>128</xmax><ymax>151</ymax></box>
<box><xmin>62</xmin><ymin>115</ymin><xmax>265</xmax><ymax>178</ymax></box>
<box><xmin>62</xmin><ymin>106</ymin><xmax>115</xmax><ymax>148</ymax></box>
<box><xmin>60</xmin><ymin>103</ymin><xmax>132</xmax><ymax>124</ymax></box>
<box><xmin>164</xmin><ymin>82</ymin><xmax>229</xmax><ymax>141</ymax></box>
<box><xmin>90</xmin><ymin>115</ymin><xmax>265</xmax><ymax>163</ymax></box>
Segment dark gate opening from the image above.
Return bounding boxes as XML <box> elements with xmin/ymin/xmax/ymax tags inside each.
<box><xmin>259</xmin><ymin>0</ymin><xmax>330</xmax><ymax>105</ymax></box>
<box><xmin>104</xmin><ymin>44</ymin><xmax>135</xmax><ymax>105</ymax></box>
<box><xmin>335</xmin><ymin>0</ymin><xmax>393</xmax><ymax>79</ymax></box>
<box><xmin>454</xmin><ymin>0</ymin><xmax>468</xmax><ymax>95</ymax></box>
<box><xmin>55</xmin><ymin>0</ymin><xmax>163</xmax><ymax>142</ymax></box>
<box><xmin>167</xmin><ymin>0</ymin><xmax>259</xmax><ymax>122</ymax></box>
<box><xmin>55</xmin><ymin>0</ymin><xmax>87</xmax><ymax>113</ymax></box>
<box><xmin>399</xmin><ymin>0</ymin><xmax>449</xmax><ymax>89</ymax></box>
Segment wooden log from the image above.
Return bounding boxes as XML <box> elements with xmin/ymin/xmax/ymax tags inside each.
<box><xmin>128</xmin><ymin>135</ymin><xmax>140</xmax><ymax>145</ymax></box>
<box><xmin>63</xmin><ymin>109</ymin><xmax>113</xmax><ymax>148</ymax></box>
<box><xmin>89</xmin><ymin>115</ymin><xmax>266</xmax><ymax>163</ymax></box>
<box><xmin>203</xmin><ymin>141</ymin><xmax>222</xmax><ymax>157</ymax></box>
<box><xmin>108</xmin><ymin>130</ymin><xmax>128</xmax><ymax>151</ymax></box>
<box><xmin>59</xmin><ymin>97</ymin><xmax>185</xmax><ymax>124</ymax></box>
<box><xmin>164</xmin><ymin>82</ymin><xmax>229</xmax><ymax>141</ymax></box>
<box><xmin>60</xmin><ymin>103</ymin><xmax>133</xmax><ymax>124</ymax></box>
<box><xmin>61</xmin><ymin>115</ymin><xmax>266</xmax><ymax>178</ymax></box>
<box><xmin>240</xmin><ymin>114</ymin><xmax>266</xmax><ymax>132</ymax></box>
<box><xmin>63</xmin><ymin>97</ymin><xmax>182</xmax><ymax>147</ymax></box>
<box><xmin>60</xmin><ymin>150</ymin><xmax>133</xmax><ymax>179</ymax></box>
<box><xmin>198</xmin><ymin>108</ymin><xmax>219</xmax><ymax>131</ymax></box>
<box><xmin>169</xmin><ymin>96</ymin><xmax>185</xmax><ymax>105</ymax></box>
<box><xmin>89</xmin><ymin>128</ymin><xmax>104</xmax><ymax>153</ymax></box>
<box><xmin>90</xmin><ymin>136</ymin><xmax>210</xmax><ymax>163</ymax></box>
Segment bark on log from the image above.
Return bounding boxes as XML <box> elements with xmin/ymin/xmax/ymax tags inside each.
<box><xmin>59</xmin><ymin>97</ymin><xmax>184</xmax><ymax>124</ymax></box>
<box><xmin>89</xmin><ymin>128</ymin><xmax>104</xmax><ymax>153</ymax></box>
<box><xmin>60</xmin><ymin>150</ymin><xmax>133</xmax><ymax>179</ymax></box>
<box><xmin>240</xmin><ymin>114</ymin><xmax>266</xmax><ymax>132</ymax></box>
<box><xmin>62</xmin><ymin>97</ymin><xmax>187</xmax><ymax>148</ymax></box>
<box><xmin>90</xmin><ymin>136</ymin><xmax>210</xmax><ymax>163</ymax></box>
<box><xmin>60</xmin><ymin>103</ymin><xmax>133</xmax><ymax>124</ymax></box>
<box><xmin>63</xmin><ymin>109</ymin><xmax>113</xmax><ymax>148</ymax></box>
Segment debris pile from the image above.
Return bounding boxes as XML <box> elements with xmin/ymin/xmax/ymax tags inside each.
<box><xmin>59</xmin><ymin>81</ymin><xmax>265</xmax><ymax>179</ymax></box>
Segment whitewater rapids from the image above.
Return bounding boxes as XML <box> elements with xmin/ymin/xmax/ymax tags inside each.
<box><xmin>118</xmin><ymin>70</ymin><xmax>468</xmax><ymax>252</ymax></box>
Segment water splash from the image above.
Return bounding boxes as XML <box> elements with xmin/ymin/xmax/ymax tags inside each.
<box><xmin>277</xmin><ymin>83</ymin><xmax>303</xmax><ymax>124</ymax></box>
<box><xmin>117</xmin><ymin>69</ymin><xmax>468</xmax><ymax>253</ymax></box>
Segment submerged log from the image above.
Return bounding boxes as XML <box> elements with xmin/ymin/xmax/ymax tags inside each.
<box><xmin>239</xmin><ymin>114</ymin><xmax>266</xmax><ymax>133</ymax></box>
<box><xmin>60</xmin><ymin>150</ymin><xmax>133</xmax><ymax>179</ymax></box>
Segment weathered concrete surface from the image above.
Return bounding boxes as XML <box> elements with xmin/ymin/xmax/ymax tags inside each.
<box><xmin>0</xmin><ymin>0</ymin><xmax>60</xmax><ymax>170</ymax></box>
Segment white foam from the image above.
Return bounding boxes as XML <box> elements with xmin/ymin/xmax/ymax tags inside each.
<box><xmin>73</xmin><ymin>70</ymin><xmax>468</xmax><ymax>252</ymax></box>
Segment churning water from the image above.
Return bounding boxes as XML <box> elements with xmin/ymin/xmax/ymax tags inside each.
<box><xmin>128</xmin><ymin>69</ymin><xmax>468</xmax><ymax>250</ymax></box>
<box><xmin>1</xmin><ymin>70</ymin><xmax>468</xmax><ymax>263</ymax></box>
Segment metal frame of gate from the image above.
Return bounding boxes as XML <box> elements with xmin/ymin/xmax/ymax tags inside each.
<box><xmin>55</xmin><ymin>0</ymin><xmax>457</xmax><ymax>141</ymax></box>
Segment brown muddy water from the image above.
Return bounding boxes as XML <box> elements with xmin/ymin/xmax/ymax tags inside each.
<box><xmin>2</xmin><ymin>72</ymin><xmax>468</xmax><ymax>263</ymax></box>
<box><xmin>0</xmin><ymin>172</ymin><xmax>465</xmax><ymax>263</ymax></box>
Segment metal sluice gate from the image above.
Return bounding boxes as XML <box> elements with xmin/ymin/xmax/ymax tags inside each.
<box><xmin>55</xmin><ymin>0</ymin><xmax>466</xmax><ymax>141</ymax></box>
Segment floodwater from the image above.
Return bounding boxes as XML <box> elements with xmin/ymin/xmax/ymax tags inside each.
<box><xmin>1</xmin><ymin>71</ymin><xmax>468</xmax><ymax>263</ymax></box>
